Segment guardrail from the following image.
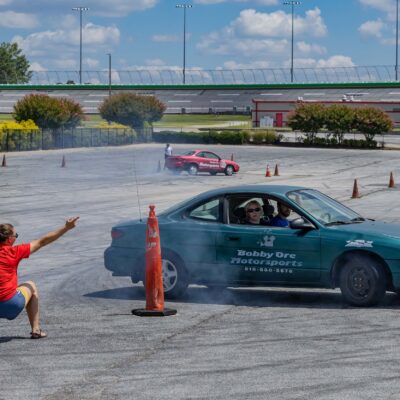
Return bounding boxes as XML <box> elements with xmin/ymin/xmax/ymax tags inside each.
<box><xmin>1</xmin><ymin>65</ymin><xmax>399</xmax><ymax>85</ymax></box>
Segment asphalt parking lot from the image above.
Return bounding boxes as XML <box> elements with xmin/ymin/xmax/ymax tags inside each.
<box><xmin>1</xmin><ymin>143</ymin><xmax>400</xmax><ymax>400</ymax></box>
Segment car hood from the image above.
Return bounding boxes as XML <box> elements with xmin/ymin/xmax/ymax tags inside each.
<box><xmin>328</xmin><ymin>220</ymin><xmax>400</xmax><ymax>239</ymax></box>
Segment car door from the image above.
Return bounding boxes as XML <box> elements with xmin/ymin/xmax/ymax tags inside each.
<box><xmin>216</xmin><ymin>197</ymin><xmax>321</xmax><ymax>284</ymax></box>
<box><xmin>198</xmin><ymin>151</ymin><xmax>221</xmax><ymax>173</ymax></box>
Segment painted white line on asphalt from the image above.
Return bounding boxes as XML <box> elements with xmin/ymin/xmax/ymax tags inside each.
<box><xmin>304</xmin><ymin>93</ymin><xmax>325</xmax><ymax>96</ymax></box>
<box><xmin>210</xmin><ymin>100</ymin><xmax>233</xmax><ymax>103</ymax></box>
<box><xmin>260</xmin><ymin>93</ymin><xmax>282</xmax><ymax>96</ymax></box>
<box><xmin>217</xmin><ymin>93</ymin><xmax>240</xmax><ymax>96</ymax></box>
<box><xmin>3</xmin><ymin>93</ymin><xmax>25</xmax><ymax>97</ymax></box>
<box><xmin>389</xmin><ymin>92</ymin><xmax>400</xmax><ymax>95</ymax></box>
<box><xmin>0</xmin><ymin>100</ymin><xmax>15</xmax><ymax>103</ymax></box>
<box><xmin>167</xmin><ymin>100</ymin><xmax>192</xmax><ymax>103</ymax></box>
<box><xmin>173</xmin><ymin>93</ymin><xmax>198</xmax><ymax>96</ymax></box>
<box><xmin>88</xmin><ymin>94</ymin><xmax>108</xmax><ymax>96</ymax></box>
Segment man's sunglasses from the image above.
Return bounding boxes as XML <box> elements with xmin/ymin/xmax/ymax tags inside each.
<box><xmin>247</xmin><ymin>208</ymin><xmax>261</xmax><ymax>213</ymax></box>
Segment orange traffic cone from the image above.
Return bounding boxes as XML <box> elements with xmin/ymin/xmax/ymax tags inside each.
<box><xmin>389</xmin><ymin>172</ymin><xmax>395</xmax><ymax>188</ymax></box>
<box><xmin>157</xmin><ymin>160</ymin><xmax>161</xmax><ymax>173</ymax></box>
<box><xmin>351</xmin><ymin>179</ymin><xmax>360</xmax><ymax>199</ymax></box>
<box><xmin>274</xmin><ymin>164</ymin><xmax>280</xmax><ymax>176</ymax></box>
<box><xmin>132</xmin><ymin>205</ymin><xmax>177</xmax><ymax>317</ymax></box>
<box><xmin>265</xmin><ymin>164</ymin><xmax>271</xmax><ymax>177</ymax></box>
<box><xmin>230</xmin><ymin>154</ymin><xmax>234</xmax><ymax>161</ymax></box>
<box><xmin>61</xmin><ymin>155</ymin><xmax>66</xmax><ymax>168</ymax></box>
<box><xmin>1</xmin><ymin>154</ymin><xmax>6</xmax><ymax>167</ymax></box>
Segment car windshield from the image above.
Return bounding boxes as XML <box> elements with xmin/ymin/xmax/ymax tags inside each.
<box><xmin>287</xmin><ymin>189</ymin><xmax>363</xmax><ymax>225</ymax></box>
<box><xmin>181</xmin><ymin>151</ymin><xmax>196</xmax><ymax>156</ymax></box>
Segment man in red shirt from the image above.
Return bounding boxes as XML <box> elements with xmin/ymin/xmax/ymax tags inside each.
<box><xmin>0</xmin><ymin>217</ymin><xmax>79</xmax><ymax>339</ymax></box>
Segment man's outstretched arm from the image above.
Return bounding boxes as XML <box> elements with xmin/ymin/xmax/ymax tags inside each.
<box><xmin>30</xmin><ymin>217</ymin><xmax>79</xmax><ymax>254</ymax></box>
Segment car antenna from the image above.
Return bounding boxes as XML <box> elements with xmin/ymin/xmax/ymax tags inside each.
<box><xmin>132</xmin><ymin>151</ymin><xmax>143</xmax><ymax>221</ymax></box>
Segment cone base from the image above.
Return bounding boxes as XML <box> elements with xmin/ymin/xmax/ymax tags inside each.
<box><xmin>131</xmin><ymin>308</ymin><xmax>177</xmax><ymax>317</ymax></box>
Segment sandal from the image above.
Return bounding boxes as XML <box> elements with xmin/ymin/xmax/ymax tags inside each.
<box><xmin>30</xmin><ymin>329</ymin><xmax>47</xmax><ymax>339</ymax></box>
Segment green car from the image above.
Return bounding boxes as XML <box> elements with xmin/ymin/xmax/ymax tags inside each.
<box><xmin>104</xmin><ymin>185</ymin><xmax>400</xmax><ymax>306</ymax></box>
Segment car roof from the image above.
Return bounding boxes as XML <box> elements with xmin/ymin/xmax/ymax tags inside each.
<box><xmin>195</xmin><ymin>184</ymin><xmax>307</xmax><ymax>197</ymax></box>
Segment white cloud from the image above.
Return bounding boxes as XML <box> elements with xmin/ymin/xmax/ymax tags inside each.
<box><xmin>316</xmin><ymin>55</ymin><xmax>355</xmax><ymax>68</ymax></box>
<box><xmin>0</xmin><ymin>0</ymin><xmax>12</xmax><ymax>5</ymax></box>
<box><xmin>84</xmin><ymin>58</ymin><xmax>99</xmax><ymax>68</ymax></box>
<box><xmin>358</xmin><ymin>0</ymin><xmax>393</xmax><ymax>14</ymax></box>
<box><xmin>12</xmin><ymin>23</ymin><xmax>120</xmax><ymax>70</ymax></box>
<box><xmin>29</xmin><ymin>62</ymin><xmax>47</xmax><ymax>72</ymax></box>
<box><xmin>358</xmin><ymin>19</ymin><xmax>385</xmax><ymax>38</ymax></box>
<box><xmin>297</xmin><ymin>41</ymin><xmax>326</xmax><ymax>55</ymax></box>
<box><xmin>231</xmin><ymin>8</ymin><xmax>327</xmax><ymax>38</ymax></box>
<box><xmin>222</xmin><ymin>60</ymin><xmax>270</xmax><ymax>69</ymax></box>
<box><xmin>0</xmin><ymin>11</ymin><xmax>38</xmax><ymax>28</ymax></box>
<box><xmin>152</xmin><ymin>34</ymin><xmax>179</xmax><ymax>42</ymax></box>
<box><xmin>4</xmin><ymin>0</ymin><xmax>159</xmax><ymax>18</ymax></box>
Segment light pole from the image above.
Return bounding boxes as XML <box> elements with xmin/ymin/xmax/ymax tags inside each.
<box><xmin>176</xmin><ymin>4</ymin><xmax>192</xmax><ymax>84</ymax></box>
<box><xmin>107</xmin><ymin>53</ymin><xmax>112</xmax><ymax>97</ymax></box>
<box><xmin>396</xmin><ymin>0</ymin><xmax>399</xmax><ymax>80</ymax></box>
<box><xmin>72</xmin><ymin>6</ymin><xmax>89</xmax><ymax>84</ymax></box>
<box><xmin>283</xmin><ymin>1</ymin><xmax>301</xmax><ymax>83</ymax></box>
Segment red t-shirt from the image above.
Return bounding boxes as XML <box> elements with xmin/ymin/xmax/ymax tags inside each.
<box><xmin>0</xmin><ymin>243</ymin><xmax>30</xmax><ymax>301</ymax></box>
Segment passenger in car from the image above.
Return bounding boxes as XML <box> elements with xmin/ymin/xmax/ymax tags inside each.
<box><xmin>269</xmin><ymin>202</ymin><xmax>291</xmax><ymax>227</ymax></box>
<box><xmin>244</xmin><ymin>201</ymin><xmax>270</xmax><ymax>225</ymax></box>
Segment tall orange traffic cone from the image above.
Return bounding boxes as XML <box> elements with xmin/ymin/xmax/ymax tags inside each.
<box><xmin>157</xmin><ymin>160</ymin><xmax>161</xmax><ymax>173</ymax></box>
<box><xmin>265</xmin><ymin>164</ymin><xmax>271</xmax><ymax>177</ymax></box>
<box><xmin>132</xmin><ymin>205</ymin><xmax>177</xmax><ymax>317</ymax></box>
<box><xmin>351</xmin><ymin>179</ymin><xmax>360</xmax><ymax>199</ymax></box>
<box><xmin>274</xmin><ymin>164</ymin><xmax>280</xmax><ymax>176</ymax></box>
<box><xmin>230</xmin><ymin>154</ymin><xmax>234</xmax><ymax>161</ymax></box>
<box><xmin>1</xmin><ymin>154</ymin><xmax>6</xmax><ymax>167</ymax></box>
<box><xmin>61</xmin><ymin>155</ymin><xmax>66</xmax><ymax>168</ymax></box>
<box><xmin>389</xmin><ymin>172</ymin><xmax>395</xmax><ymax>188</ymax></box>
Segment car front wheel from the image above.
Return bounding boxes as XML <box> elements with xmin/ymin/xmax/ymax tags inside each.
<box><xmin>224</xmin><ymin>165</ymin><xmax>234</xmax><ymax>176</ymax></box>
<box><xmin>339</xmin><ymin>256</ymin><xmax>386</xmax><ymax>306</ymax></box>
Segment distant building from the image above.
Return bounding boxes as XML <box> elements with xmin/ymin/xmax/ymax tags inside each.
<box><xmin>252</xmin><ymin>99</ymin><xmax>400</xmax><ymax>128</ymax></box>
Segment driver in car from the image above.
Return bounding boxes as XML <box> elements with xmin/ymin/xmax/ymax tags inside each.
<box><xmin>269</xmin><ymin>202</ymin><xmax>291</xmax><ymax>227</ymax></box>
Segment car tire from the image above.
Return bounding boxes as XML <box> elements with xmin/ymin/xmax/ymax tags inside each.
<box><xmin>188</xmin><ymin>164</ymin><xmax>198</xmax><ymax>175</ymax></box>
<box><xmin>224</xmin><ymin>165</ymin><xmax>234</xmax><ymax>176</ymax></box>
<box><xmin>161</xmin><ymin>249</ymin><xmax>189</xmax><ymax>299</ymax></box>
<box><xmin>339</xmin><ymin>256</ymin><xmax>386</xmax><ymax>306</ymax></box>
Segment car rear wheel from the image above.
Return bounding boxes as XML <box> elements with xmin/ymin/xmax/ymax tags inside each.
<box><xmin>339</xmin><ymin>256</ymin><xmax>386</xmax><ymax>306</ymax></box>
<box><xmin>188</xmin><ymin>164</ymin><xmax>198</xmax><ymax>175</ymax></box>
<box><xmin>224</xmin><ymin>165</ymin><xmax>234</xmax><ymax>176</ymax></box>
<box><xmin>162</xmin><ymin>250</ymin><xmax>189</xmax><ymax>299</ymax></box>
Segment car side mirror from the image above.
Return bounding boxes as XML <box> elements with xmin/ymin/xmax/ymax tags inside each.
<box><xmin>290</xmin><ymin>217</ymin><xmax>315</xmax><ymax>230</ymax></box>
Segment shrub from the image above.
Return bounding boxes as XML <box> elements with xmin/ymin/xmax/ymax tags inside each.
<box><xmin>324</xmin><ymin>105</ymin><xmax>355</xmax><ymax>143</ymax></box>
<box><xmin>0</xmin><ymin>120</ymin><xmax>40</xmax><ymax>151</ymax></box>
<box><xmin>99</xmin><ymin>93</ymin><xmax>166</xmax><ymax>129</ymax></box>
<box><xmin>13</xmin><ymin>94</ymin><xmax>84</xmax><ymax>129</ymax></box>
<box><xmin>247</xmin><ymin>129</ymin><xmax>279</xmax><ymax>144</ymax></box>
<box><xmin>287</xmin><ymin>103</ymin><xmax>326</xmax><ymax>142</ymax></box>
<box><xmin>353</xmin><ymin>107</ymin><xmax>393</xmax><ymax>144</ymax></box>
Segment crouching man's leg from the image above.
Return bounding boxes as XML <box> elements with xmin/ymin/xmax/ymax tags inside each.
<box><xmin>18</xmin><ymin>281</ymin><xmax>47</xmax><ymax>339</ymax></box>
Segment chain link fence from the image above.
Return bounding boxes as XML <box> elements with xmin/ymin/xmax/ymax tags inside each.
<box><xmin>0</xmin><ymin>127</ymin><xmax>153</xmax><ymax>152</ymax></box>
<box><xmin>0</xmin><ymin>65</ymin><xmax>395</xmax><ymax>86</ymax></box>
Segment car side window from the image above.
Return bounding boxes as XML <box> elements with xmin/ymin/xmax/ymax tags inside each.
<box><xmin>188</xmin><ymin>198</ymin><xmax>221</xmax><ymax>222</ymax></box>
<box><xmin>196</xmin><ymin>152</ymin><xmax>205</xmax><ymax>158</ymax></box>
<box><xmin>204</xmin><ymin>152</ymin><xmax>219</xmax><ymax>160</ymax></box>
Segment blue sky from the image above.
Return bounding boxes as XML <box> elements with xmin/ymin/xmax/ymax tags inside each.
<box><xmin>0</xmin><ymin>0</ymin><xmax>398</xmax><ymax>72</ymax></box>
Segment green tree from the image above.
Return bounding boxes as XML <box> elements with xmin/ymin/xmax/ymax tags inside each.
<box><xmin>99</xmin><ymin>93</ymin><xmax>166</xmax><ymax>129</ymax></box>
<box><xmin>13</xmin><ymin>94</ymin><xmax>84</xmax><ymax>129</ymax></box>
<box><xmin>325</xmin><ymin>104</ymin><xmax>355</xmax><ymax>144</ymax></box>
<box><xmin>0</xmin><ymin>42</ymin><xmax>32</xmax><ymax>84</ymax></box>
<box><xmin>287</xmin><ymin>103</ymin><xmax>326</xmax><ymax>142</ymax></box>
<box><xmin>354</xmin><ymin>107</ymin><xmax>393</xmax><ymax>144</ymax></box>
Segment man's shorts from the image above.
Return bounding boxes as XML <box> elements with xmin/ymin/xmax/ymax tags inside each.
<box><xmin>0</xmin><ymin>289</ymin><xmax>27</xmax><ymax>320</ymax></box>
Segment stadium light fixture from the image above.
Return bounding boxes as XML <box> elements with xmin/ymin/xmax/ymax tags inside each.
<box><xmin>283</xmin><ymin>1</ymin><xmax>301</xmax><ymax>83</ymax></box>
<box><xmin>176</xmin><ymin>4</ymin><xmax>193</xmax><ymax>84</ymax></box>
<box><xmin>72</xmin><ymin>6</ymin><xmax>90</xmax><ymax>84</ymax></box>
<box><xmin>107</xmin><ymin>53</ymin><xmax>112</xmax><ymax>97</ymax></box>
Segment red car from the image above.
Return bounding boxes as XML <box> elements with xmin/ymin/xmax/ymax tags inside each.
<box><xmin>165</xmin><ymin>150</ymin><xmax>240</xmax><ymax>176</ymax></box>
